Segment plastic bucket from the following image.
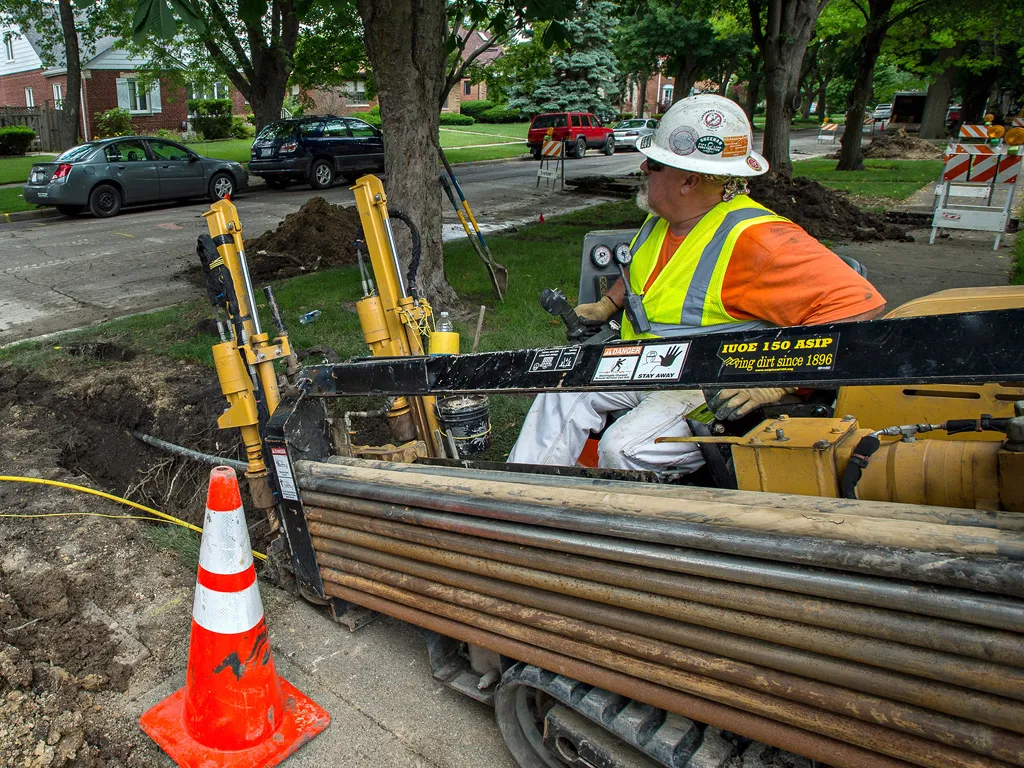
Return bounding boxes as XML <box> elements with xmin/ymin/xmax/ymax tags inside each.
<box><xmin>436</xmin><ymin>395</ymin><xmax>491</xmax><ymax>456</ymax></box>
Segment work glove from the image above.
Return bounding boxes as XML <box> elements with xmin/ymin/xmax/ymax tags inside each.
<box><xmin>707</xmin><ymin>387</ymin><xmax>798</xmax><ymax>421</ymax></box>
<box><xmin>575</xmin><ymin>296</ymin><xmax>619</xmax><ymax>323</ymax></box>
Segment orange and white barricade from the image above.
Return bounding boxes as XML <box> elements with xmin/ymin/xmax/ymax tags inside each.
<box><xmin>959</xmin><ymin>124</ymin><xmax>990</xmax><ymax>142</ymax></box>
<box><xmin>140</xmin><ymin>466</ymin><xmax>329</xmax><ymax>767</ymax></box>
<box><xmin>817</xmin><ymin>123</ymin><xmax>838</xmax><ymax>143</ymax></box>
<box><xmin>536</xmin><ymin>136</ymin><xmax>565</xmax><ymax>190</ymax></box>
<box><xmin>930</xmin><ymin>144</ymin><xmax>1021</xmax><ymax>250</ymax></box>
<box><xmin>1013</xmin><ymin>117</ymin><xmax>1024</xmax><ymax>129</ymax></box>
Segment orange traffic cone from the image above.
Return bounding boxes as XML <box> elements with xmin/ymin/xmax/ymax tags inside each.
<box><xmin>140</xmin><ymin>466</ymin><xmax>329</xmax><ymax>767</ymax></box>
<box><xmin>538</xmin><ymin>211</ymin><xmax>545</xmax><ymax>223</ymax></box>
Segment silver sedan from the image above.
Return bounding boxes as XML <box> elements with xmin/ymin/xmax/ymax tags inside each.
<box><xmin>612</xmin><ymin>118</ymin><xmax>659</xmax><ymax>150</ymax></box>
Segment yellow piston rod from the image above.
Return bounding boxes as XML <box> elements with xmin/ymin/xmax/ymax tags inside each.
<box><xmin>350</xmin><ymin>175</ymin><xmax>442</xmax><ymax>454</ymax></box>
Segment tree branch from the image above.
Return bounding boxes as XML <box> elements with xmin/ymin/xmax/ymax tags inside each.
<box><xmin>848</xmin><ymin>0</ymin><xmax>869</xmax><ymax>21</ymax></box>
<box><xmin>747</xmin><ymin>0</ymin><xmax>765</xmax><ymax>48</ymax></box>
<box><xmin>889</xmin><ymin>0</ymin><xmax>928</xmax><ymax>25</ymax></box>
<box><xmin>444</xmin><ymin>30</ymin><xmax>504</xmax><ymax>98</ymax></box>
<box><xmin>201</xmin><ymin>0</ymin><xmax>254</xmax><ymax>79</ymax></box>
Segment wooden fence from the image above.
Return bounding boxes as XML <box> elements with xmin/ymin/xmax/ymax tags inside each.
<box><xmin>0</xmin><ymin>104</ymin><xmax>70</xmax><ymax>153</ymax></box>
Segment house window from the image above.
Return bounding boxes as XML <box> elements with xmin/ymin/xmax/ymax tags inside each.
<box><xmin>127</xmin><ymin>80</ymin><xmax>148</xmax><ymax>112</ymax></box>
<box><xmin>52</xmin><ymin>83</ymin><xmax>63</xmax><ymax>108</ymax></box>
<box><xmin>341</xmin><ymin>80</ymin><xmax>368</xmax><ymax>107</ymax></box>
<box><xmin>4</xmin><ymin>37</ymin><xmax>13</xmax><ymax>62</ymax></box>
<box><xmin>662</xmin><ymin>85</ymin><xmax>674</xmax><ymax>104</ymax></box>
<box><xmin>463</xmin><ymin>80</ymin><xmax>472</xmax><ymax>96</ymax></box>
<box><xmin>188</xmin><ymin>81</ymin><xmax>229</xmax><ymax>101</ymax></box>
<box><xmin>24</xmin><ymin>87</ymin><xmax>33</xmax><ymax>107</ymax></box>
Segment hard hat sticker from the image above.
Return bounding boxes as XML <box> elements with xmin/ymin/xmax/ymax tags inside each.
<box><xmin>722</xmin><ymin>136</ymin><xmax>748</xmax><ymax>157</ymax></box>
<box><xmin>746</xmin><ymin>156</ymin><xmax>763</xmax><ymax>172</ymax></box>
<box><xmin>697</xmin><ymin>136</ymin><xmax>725</xmax><ymax>155</ymax></box>
<box><xmin>702</xmin><ymin>110</ymin><xmax>725</xmax><ymax>129</ymax></box>
<box><xmin>669</xmin><ymin>126</ymin><xmax>699</xmax><ymax>156</ymax></box>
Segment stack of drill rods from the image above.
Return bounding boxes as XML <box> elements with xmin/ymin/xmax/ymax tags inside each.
<box><xmin>313</xmin><ymin>544</ymin><xmax>1024</xmax><ymax>768</ymax></box>
<box><xmin>325</xmin><ymin>454</ymin><xmax>1024</xmax><ymax>532</ymax></box>
<box><xmin>294</xmin><ymin>463</ymin><xmax>1024</xmax><ymax>596</ymax></box>
<box><xmin>303</xmin><ymin>505</ymin><xmax>1024</xmax><ymax>724</ymax></box>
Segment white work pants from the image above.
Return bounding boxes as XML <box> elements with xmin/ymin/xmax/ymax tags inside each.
<box><xmin>507</xmin><ymin>390</ymin><xmax>706</xmax><ymax>472</ymax></box>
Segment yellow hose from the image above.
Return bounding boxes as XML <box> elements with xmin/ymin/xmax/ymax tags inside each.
<box><xmin>0</xmin><ymin>475</ymin><xmax>267</xmax><ymax>562</ymax></box>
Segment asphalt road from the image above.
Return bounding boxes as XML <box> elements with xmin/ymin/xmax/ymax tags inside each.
<box><xmin>0</xmin><ymin>130</ymin><xmax>834</xmax><ymax>345</ymax></box>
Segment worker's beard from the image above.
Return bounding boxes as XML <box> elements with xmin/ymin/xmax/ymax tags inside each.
<box><xmin>636</xmin><ymin>178</ymin><xmax>653</xmax><ymax>213</ymax></box>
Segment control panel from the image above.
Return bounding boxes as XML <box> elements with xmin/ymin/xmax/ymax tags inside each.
<box><xmin>578</xmin><ymin>229</ymin><xmax>638</xmax><ymax>304</ymax></box>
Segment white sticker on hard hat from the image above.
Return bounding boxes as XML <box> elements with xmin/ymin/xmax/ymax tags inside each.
<box><xmin>638</xmin><ymin>134</ymin><xmax>653</xmax><ymax>150</ymax></box>
<box><xmin>722</xmin><ymin>136</ymin><xmax>748</xmax><ymax>158</ymax></box>
<box><xmin>701</xmin><ymin>110</ymin><xmax>724</xmax><ymax>130</ymax></box>
<box><xmin>669</xmin><ymin>126</ymin><xmax>699</xmax><ymax>156</ymax></box>
<box><xmin>746</xmin><ymin>156</ymin><xmax>763</xmax><ymax>172</ymax></box>
<box><xmin>696</xmin><ymin>136</ymin><xmax>724</xmax><ymax>155</ymax></box>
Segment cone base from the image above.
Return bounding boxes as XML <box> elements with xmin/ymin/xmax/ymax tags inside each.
<box><xmin>140</xmin><ymin>676</ymin><xmax>330</xmax><ymax>768</ymax></box>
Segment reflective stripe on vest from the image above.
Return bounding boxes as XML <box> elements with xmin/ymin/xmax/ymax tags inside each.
<box><xmin>621</xmin><ymin>197</ymin><xmax>788</xmax><ymax>340</ymax></box>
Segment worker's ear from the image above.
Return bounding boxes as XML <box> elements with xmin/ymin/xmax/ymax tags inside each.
<box><xmin>678</xmin><ymin>172</ymin><xmax>703</xmax><ymax>197</ymax></box>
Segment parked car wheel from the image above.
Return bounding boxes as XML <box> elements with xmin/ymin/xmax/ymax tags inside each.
<box><xmin>310</xmin><ymin>159</ymin><xmax>335</xmax><ymax>190</ymax></box>
<box><xmin>602</xmin><ymin>136</ymin><xmax>615</xmax><ymax>156</ymax></box>
<box><xmin>209</xmin><ymin>173</ymin><xmax>235</xmax><ymax>201</ymax></box>
<box><xmin>531</xmin><ymin>147</ymin><xmax>542</xmax><ymax>160</ymax></box>
<box><xmin>572</xmin><ymin>136</ymin><xmax>587</xmax><ymax>158</ymax></box>
<box><xmin>56</xmin><ymin>205</ymin><xmax>84</xmax><ymax>217</ymax></box>
<box><xmin>89</xmin><ymin>184</ymin><xmax>122</xmax><ymax>218</ymax></box>
<box><xmin>265</xmin><ymin>177</ymin><xmax>291</xmax><ymax>190</ymax></box>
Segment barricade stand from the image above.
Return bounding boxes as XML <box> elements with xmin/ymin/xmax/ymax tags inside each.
<box><xmin>817</xmin><ymin>122</ymin><xmax>838</xmax><ymax>143</ymax></box>
<box><xmin>1013</xmin><ymin>117</ymin><xmax>1024</xmax><ymax>129</ymax></box>
<box><xmin>536</xmin><ymin>135</ymin><xmax>565</xmax><ymax>190</ymax></box>
<box><xmin>930</xmin><ymin>144</ymin><xmax>1021</xmax><ymax>250</ymax></box>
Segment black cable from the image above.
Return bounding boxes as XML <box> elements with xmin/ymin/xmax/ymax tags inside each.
<box><xmin>840</xmin><ymin>434</ymin><xmax>881</xmax><ymax>500</ymax></box>
<box><xmin>944</xmin><ymin>415</ymin><xmax>1009</xmax><ymax>435</ymax></box>
<box><xmin>388</xmin><ymin>209</ymin><xmax>421</xmax><ymax>296</ymax></box>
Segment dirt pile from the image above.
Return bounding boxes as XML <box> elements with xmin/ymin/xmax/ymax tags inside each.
<box><xmin>862</xmin><ymin>129</ymin><xmax>944</xmax><ymax>160</ymax></box>
<box><xmin>245</xmin><ymin>196</ymin><xmax>364</xmax><ymax>281</ymax></box>
<box><xmin>748</xmin><ymin>174</ymin><xmax>907</xmax><ymax>241</ymax></box>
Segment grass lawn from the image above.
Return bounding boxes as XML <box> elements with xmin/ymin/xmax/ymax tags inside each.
<box><xmin>0</xmin><ymin>187</ymin><xmax>42</xmax><ymax>215</ymax></box>
<box><xmin>190</xmin><ymin>139</ymin><xmax>252</xmax><ymax>164</ymax></box>
<box><xmin>0</xmin><ymin>154</ymin><xmax>57</xmax><ymax>185</ymax></box>
<box><xmin>443</xmin><ymin>122</ymin><xmax>530</xmax><ymax>139</ymax></box>
<box><xmin>444</xmin><ymin>143</ymin><xmax>527</xmax><ymax>164</ymax></box>
<box><xmin>793</xmin><ymin>158</ymin><xmax>942</xmax><ymax>200</ymax></box>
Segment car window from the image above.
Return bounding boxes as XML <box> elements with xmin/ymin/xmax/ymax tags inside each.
<box><xmin>648</xmin><ymin>120</ymin><xmax>658</xmax><ymax>128</ymax></box>
<box><xmin>532</xmin><ymin>114</ymin><xmax>561</xmax><ymax>129</ymax></box>
<box><xmin>299</xmin><ymin>121</ymin><xmax>325</xmax><ymax>138</ymax></box>
<box><xmin>322</xmin><ymin>119</ymin><xmax>349</xmax><ymax>138</ymax></box>
<box><xmin>148</xmin><ymin>140</ymin><xmax>191</xmax><ymax>161</ymax></box>
<box><xmin>106</xmin><ymin>139</ymin><xmax>149</xmax><ymax>162</ymax></box>
<box><xmin>257</xmin><ymin>122</ymin><xmax>296</xmax><ymax>140</ymax></box>
<box><xmin>345</xmin><ymin>119</ymin><xmax>377</xmax><ymax>138</ymax></box>
<box><xmin>571</xmin><ymin>115</ymin><xmax>581</xmax><ymax>127</ymax></box>
<box><xmin>615</xmin><ymin>120</ymin><xmax>645</xmax><ymax>129</ymax></box>
<box><xmin>57</xmin><ymin>143</ymin><xmax>99</xmax><ymax>162</ymax></box>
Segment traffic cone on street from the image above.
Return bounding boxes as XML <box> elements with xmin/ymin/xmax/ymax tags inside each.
<box><xmin>140</xmin><ymin>466</ymin><xmax>329</xmax><ymax>767</ymax></box>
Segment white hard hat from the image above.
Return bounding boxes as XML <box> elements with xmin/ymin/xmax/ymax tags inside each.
<box><xmin>639</xmin><ymin>94</ymin><xmax>768</xmax><ymax>177</ymax></box>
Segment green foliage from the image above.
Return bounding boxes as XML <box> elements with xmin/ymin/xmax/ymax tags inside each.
<box><xmin>230</xmin><ymin>116</ymin><xmax>255</xmax><ymax>139</ymax></box>
<box><xmin>188</xmin><ymin>98</ymin><xmax>233</xmax><ymax>140</ymax></box>
<box><xmin>440</xmin><ymin>112</ymin><xmax>476</xmax><ymax>125</ymax></box>
<box><xmin>348</xmin><ymin>110</ymin><xmax>382</xmax><ymax>127</ymax></box>
<box><xmin>615</xmin><ymin>112</ymin><xmax>635</xmax><ymax>121</ymax></box>
<box><xmin>95</xmin><ymin>108</ymin><xmax>133</xmax><ymax>138</ymax></box>
<box><xmin>510</xmin><ymin>1</ymin><xmax>620</xmax><ymax>119</ymax></box>
<box><xmin>290</xmin><ymin>0</ymin><xmax>366</xmax><ymax>91</ymax></box>
<box><xmin>480</xmin><ymin>23</ymin><xmax>554</xmax><ymax>104</ymax></box>
<box><xmin>478</xmin><ymin>105</ymin><xmax>521</xmax><ymax>123</ymax></box>
<box><xmin>461</xmin><ymin>100</ymin><xmax>495</xmax><ymax>118</ymax></box>
<box><xmin>1013</xmin><ymin>205</ymin><xmax>1024</xmax><ymax>285</ymax></box>
<box><xmin>154</xmin><ymin>128</ymin><xmax>180</xmax><ymax>141</ymax></box>
<box><xmin>0</xmin><ymin>125</ymin><xmax>35</xmax><ymax>156</ymax></box>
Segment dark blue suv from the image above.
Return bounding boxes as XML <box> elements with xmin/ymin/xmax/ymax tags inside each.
<box><xmin>249</xmin><ymin>116</ymin><xmax>385</xmax><ymax>190</ymax></box>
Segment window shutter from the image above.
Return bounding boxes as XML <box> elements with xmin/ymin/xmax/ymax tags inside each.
<box><xmin>116</xmin><ymin>78</ymin><xmax>129</xmax><ymax>110</ymax></box>
<box><xmin>150</xmin><ymin>80</ymin><xmax>162</xmax><ymax>113</ymax></box>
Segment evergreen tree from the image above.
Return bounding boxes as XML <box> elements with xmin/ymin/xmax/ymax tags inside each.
<box><xmin>509</xmin><ymin>0</ymin><xmax>619</xmax><ymax>118</ymax></box>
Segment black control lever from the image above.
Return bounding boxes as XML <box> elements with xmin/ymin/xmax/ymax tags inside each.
<box><xmin>539</xmin><ymin>288</ymin><xmax>587</xmax><ymax>338</ymax></box>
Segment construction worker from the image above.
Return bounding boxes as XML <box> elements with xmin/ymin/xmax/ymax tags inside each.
<box><xmin>508</xmin><ymin>94</ymin><xmax>885</xmax><ymax>472</ymax></box>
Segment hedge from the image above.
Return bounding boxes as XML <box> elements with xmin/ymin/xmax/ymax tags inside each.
<box><xmin>440</xmin><ymin>112</ymin><xmax>475</xmax><ymax>125</ymax></box>
<box><xmin>348</xmin><ymin>110</ymin><xmax>382</xmax><ymax>127</ymax></box>
<box><xmin>188</xmin><ymin>98</ymin><xmax>233</xmax><ymax>140</ymax></box>
<box><xmin>477</xmin><ymin>106</ymin><xmax>521</xmax><ymax>123</ymax></box>
<box><xmin>461</xmin><ymin>100</ymin><xmax>494</xmax><ymax>119</ymax></box>
<box><xmin>0</xmin><ymin>125</ymin><xmax>36</xmax><ymax>155</ymax></box>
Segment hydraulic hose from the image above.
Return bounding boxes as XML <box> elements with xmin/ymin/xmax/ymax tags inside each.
<box><xmin>132</xmin><ymin>431</ymin><xmax>248</xmax><ymax>472</ymax></box>
<box><xmin>388</xmin><ymin>208</ymin><xmax>421</xmax><ymax>296</ymax></box>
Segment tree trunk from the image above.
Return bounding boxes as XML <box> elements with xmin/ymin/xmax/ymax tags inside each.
<box><xmin>919</xmin><ymin>47</ymin><xmax>961</xmax><ymax>139</ymax></box>
<box><xmin>815</xmin><ymin>78</ymin><xmax>828</xmax><ymax>119</ymax></box>
<box><xmin>801</xmin><ymin>87</ymin><xmax>814</xmax><ymax>119</ymax></box>
<box><xmin>744</xmin><ymin>58</ymin><xmax>762</xmax><ymax>122</ymax></box>
<box><xmin>358</xmin><ymin>0</ymin><xmax>454</xmax><ymax>305</ymax></box>
<box><xmin>748</xmin><ymin>0</ymin><xmax>831</xmax><ymax>175</ymax></box>
<box><xmin>637</xmin><ymin>74</ymin><xmax>647</xmax><ymax>117</ymax></box>
<box><xmin>249</xmin><ymin>77</ymin><xmax>289</xmax><ymax>130</ymax></box>
<box><xmin>837</xmin><ymin>5</ymin><xmax>892</xmax><ymax>172</ymax></box>
<box><xmin>57</xmin><ymin>0</ymin><xmax>80</xmax><ymax>148</ymax></box>
<box><xmin>961</xmin><ymin>67</ymin><xmax>994</xmax><ymax>124</ymax></box>
<box><xmin>720</xmin><ymin>70</ymin><xmax>733</xmax><ymax>97</ymax></box>
<box><xmin>673</xmin><ymin>53</ymin><xmax>698</xmax><ymax>105</ymax></box>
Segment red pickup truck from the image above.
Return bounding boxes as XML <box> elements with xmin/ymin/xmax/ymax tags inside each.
<box><xmin>527</xmin><ymin>112</ymin><xmax>615</xmax><ymax>159</ymax></box>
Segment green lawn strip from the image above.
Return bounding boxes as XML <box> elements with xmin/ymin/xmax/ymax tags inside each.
<box><xmin>0</xmin><ymin>154</ymin><xmax>58</xmax><ymax>185</ymax></box>
<box><xmin>0</xmin><ymin>187</ymin><xmax>43</xmax><ymax>214</ymax></box>
<box><xmin>439</xmin><ymin>131</ymin><xmax>515</xmax><ymax>148</ymax></box>
<box><xmin>189</xmin><ymin>139</ymin><xmax>252</xmax><ymax>164</ymax></box>
<box><xmin>793</xmin><ymin>158</ymin><xmax>942</xmax><ymax>200</ymax></box>
<box><xmin>444</xmin><ymin>144</ymin><xmax>528</xmax><ymax>164</ymax></box>
<box><xmin>443</xmin><ymin>123</ymin><xmax>531</xmax><ymax>139</ymax></box>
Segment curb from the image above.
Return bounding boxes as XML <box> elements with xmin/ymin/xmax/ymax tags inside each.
<box><xmin>1</xmin><ymin>207</ymin><xmax>63</xmax><ymax>224</ymax></box>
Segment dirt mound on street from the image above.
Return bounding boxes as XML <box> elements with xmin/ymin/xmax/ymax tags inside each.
<box><xmin>245</xmin><ymin>196</ymin><xmax>364</xmax><ymax>281</ymax></box>
<box><xmin>862</xmin><ymin>129</ymin><xmax>945</xmax><ymax>160</ymax></box>
<box><xmin>748</xmin><ymin>173</ymin><xmax>907</xmax><ymax>241</ymax></box>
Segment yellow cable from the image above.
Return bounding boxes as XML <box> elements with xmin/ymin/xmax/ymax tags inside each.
<box><xmin>0</xmin><ymin>476</ymin><xmax>267</xmax><ymax>562</ymax></box>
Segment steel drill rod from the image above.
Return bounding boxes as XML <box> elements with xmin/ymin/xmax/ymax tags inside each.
<box><xmin>305</xmin><ymin>505</ymin><xmax>1024</xmax><ymax>666</ymax></box>
<box><xmin>321</xmin><ymin>582</ymin><xmax>916</xmax><ymax>768</ymax></box>
<box><xmin>296</xmin><ymin>472</ymin><xmax>1024</xmax><ymax>595</ymax></box>
<box><xmin>324</xmin><ymin>455</ymin><xmax>1024</xmax><ymax>532</ymax></box>
<box><xmin>306</xmin><ymin>522</ymin><xmax>1024</xmax><ymax>702</ymax></box>
<box><xmin>296</xmin><ymin>462</ymin><xmax>1024</xmax><ymax>558</ymax></box>
<box><xmin>311</xmin><ymin>536</ymin><xmax>1024</xmax><ymax>736</ymax></box>
<box><xmin>319</xmin><ymin>568</ymin><xmax>1010</xmax><ymax>768</ymax></box>
<box><xmin>300</xmin><ymin>487</ymin><xmax>1024</xmax><ymax>632</ymax></box>
<box><xmin>317</xmin><ymin>550</ymin><xmax>1024</xmax><ymax>764</ymax></box>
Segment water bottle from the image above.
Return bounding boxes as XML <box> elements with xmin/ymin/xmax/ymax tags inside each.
<box><xmin>298</xmin><ymin>310</ymin><xmax>321</xmax><ymax>324</ymax></box>
<box><xmin>436</xmin><ymin>311</ymin><xmax>454</xmax><ymax>332</ymax></box>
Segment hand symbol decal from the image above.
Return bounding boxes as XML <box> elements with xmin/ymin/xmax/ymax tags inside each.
<box><xmin>658</xmin><ymin>346</ymin><xmax>683</xmax><ymax>366</ymax></box>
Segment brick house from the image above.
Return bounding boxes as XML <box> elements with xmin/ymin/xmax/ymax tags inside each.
<box><xmin>0</xmin><ymin>24</ymin><xmax>248</xmax><ymax>141</ymax></box>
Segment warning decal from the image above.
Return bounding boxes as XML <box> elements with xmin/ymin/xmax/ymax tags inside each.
<box><xmin>530</xmin><ymin>346</ymin><xmax>582</xmax><ymax>373</ymax></box>
<box><xmin>718</xmin><ymin>334</ymin><xmax>839</xmax><ymax>376</ymax></box>
<box><xmin>270</xmin><ymin>447</ymin><xmax>299</xmax><ymax>501</ymax></box>
<box><xmin>593</xmin><ymin>345</ymin><xmax>641</xmax><ymax>382</ymax></box>
<box><xmin>632</xmin><ymin>342</ymin><xmax>690</xmax><ymax>380</ymax></box>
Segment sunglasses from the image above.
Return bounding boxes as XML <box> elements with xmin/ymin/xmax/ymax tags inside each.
<box><xmin>645</xmin><ymin>159</ymin><xmax>666</xmax><ymax>172</ymax></box>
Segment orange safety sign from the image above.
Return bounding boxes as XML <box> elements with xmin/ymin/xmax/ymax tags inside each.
<box><xmin>542</xmin><ymin>138</ymin><xmax>564</xmax><ymax>158</ymax></box>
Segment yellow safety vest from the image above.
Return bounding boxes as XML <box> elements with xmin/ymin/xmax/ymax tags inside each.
<box><xmin>620</xmin><ymin>196</ymin><xmax>788</xmax><ymax>340</ymax></box>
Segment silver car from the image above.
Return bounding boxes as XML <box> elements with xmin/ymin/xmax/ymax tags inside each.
<box><xmin>612</xmin><ymin>118</ymin><xmax>659</xmax><ymax>150</ymax></box>
<box><xmin>23</xmin><ymin>136</ymin><xmax>248</xmax><ymax>218</ymax></box>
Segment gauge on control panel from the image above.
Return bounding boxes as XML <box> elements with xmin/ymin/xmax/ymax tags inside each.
<box><xmin>590</xmin><ymin>244</ymin><xmax>613</xmax><ymax>268</ymax></box>
<box><xmin>613</xmin><ymin>243</ymin><xmax>632</xmax><ymax>265</ymax></box>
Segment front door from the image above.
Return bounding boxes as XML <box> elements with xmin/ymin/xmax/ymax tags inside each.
<box><xmin>104</xmin><ymin>139</ymin><xmax>161</xmax><ymax>202</ymax></box>
<box><xmin>149</xmin><ymin>140</ymin><xmax>206</xmax><ymax>198</ymax></box>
